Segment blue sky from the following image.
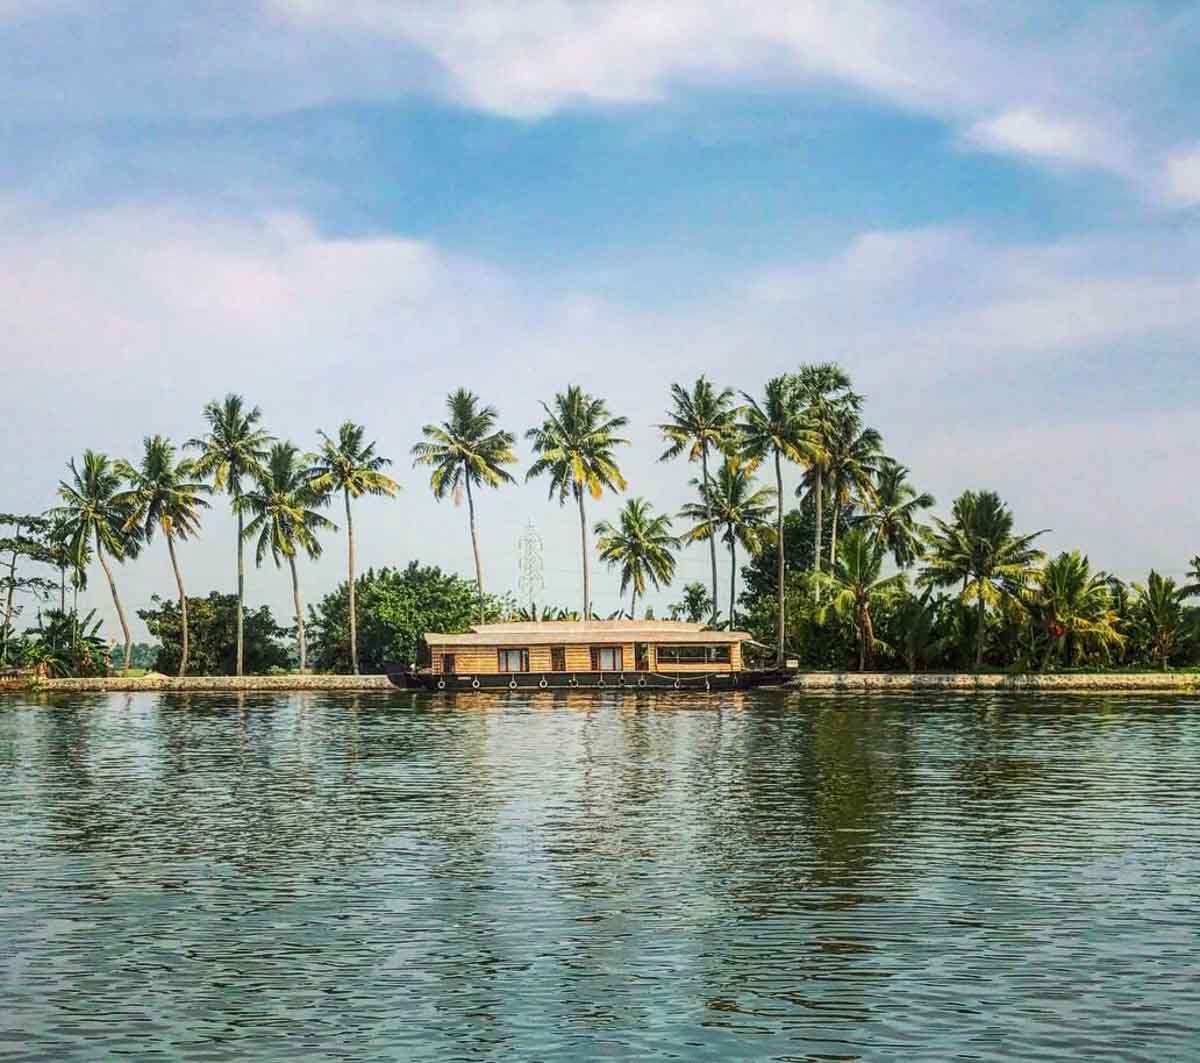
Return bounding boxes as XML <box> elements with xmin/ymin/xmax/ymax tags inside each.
<box><xmin>2</xmin><ymin>1</ymin><xmax>1199</xmax><ymax>633</ymax></box>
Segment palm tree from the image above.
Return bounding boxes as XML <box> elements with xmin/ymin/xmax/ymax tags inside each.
<box><xmin>114</xmin><ymin>436</ymin><xmax>210</xmax><ymax>677</ymax></box>
<box><xmin>1131</xmin><ymin>570</ymin><xmax>1192</xmax><ymax>670</ymax></box>
<box><xmin>817</xmin><ymin>527</ymin><xmax>905</xmax><ymax>670</ymax></box>
<box><xmin>794</xmin><ymin>363</ymin><xmax>857</xmax><ymax>573</ymax></box>
<box><xmin>920</xmin><ymin>490</ymin><xmax>1045</xmax><ymax>671</ymax></box>
<box><xmin>236</xmin><ymin>443</ymin><xmax>335</xmax><ymax>673</ymax></box>
<box><xmin>51</xmin><ymin>451</ymin><xmax>141</xmax><ymax>675</ymax></box>
<box><xmin>658</xmin><ymin>377</ymin><xmax>739</xmax><ymax>624</ymax></box>
<box><xmin>738</xmin><ymin>376</ymin><xmax>817</xmax><ymax>664</ymax></box>
<box><xmin>187</xmin><ymin>394</ymin><xmax>272</xmax><ymax>676</ymax></box>
<box><xmin>310</xmin><ymin>422</ymin><xmax>400</xmax><ymax>674</ymax></box>
<box><xmin>822</xmin><ymin>406</ymin><xmax>882</xmax><ymax>568</ymax></box>
<box><xmin>1182</xmin><ymin>556</ymin><xmax>1200</xmax><ymax>599</ymax></box>
<box><xmin>43</xmin><ymin>514</ymin><xmax>76</xmax><ymax>613</ymax></box>
<box><xmin>594</xmin><ymin>498</ymin><xmax>677</xmax><ymax>617</ymax></box>
<box><xmin>43</xmin><ymin>516</ymin><xmax>90</xmax><ymax>666</ymax></box>
<box><xmin>1026</xmin><ymin>551</ymin><xmax>1123</xmax><ymax>671</ymax></box>
<box><xmin>526</xmin><ymin>385</ymin><xmax>629</xmax><ymax>618</ymax></box>
<box><xmin>679</xmin><ymin>458</ymin><xmax>775</xmax><ymax>628</ymax></box>
<box><xmin>895</xmin><ymin>590</ymin><xmax>953</xmax><ymax>673</ymax></box>
<box><xmin>412</xmin><ymin>390</ymin><xmax>516</xmax><ymax>624</ymax></box>
<box><xmin>862</xmin><ymin>458</ymin><xmax>935</xmax><ymax>568</ymax></box>
<box><xmin>669</xmin><ymin>581</ymin><xmax>713</xmax><ymax>624</ymax></box>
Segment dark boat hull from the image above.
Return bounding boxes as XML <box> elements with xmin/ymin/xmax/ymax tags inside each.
<box><xmin>385</xmin><ymin>668</ymin><xmax>793</xmax><ymax>692</ymax></box>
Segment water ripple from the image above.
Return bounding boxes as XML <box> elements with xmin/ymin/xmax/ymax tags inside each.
<box><xmin>2</xmin><ymin>690</ymin><xmax>1199</xmax><ymax>1060</ymax></box>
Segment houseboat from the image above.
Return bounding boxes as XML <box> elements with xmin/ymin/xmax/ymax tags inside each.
<box><xmin>386</xmin><ymin>619</ymin><xmax>793</xmax><ymax>692</ymax></box>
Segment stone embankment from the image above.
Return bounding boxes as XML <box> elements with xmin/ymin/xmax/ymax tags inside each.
<box><xmin>8</xmin><ymin>671</ymin><xmax>1200</xmax><ymax>694</ymax></box>
<box><xmin>31</xmin><ymin>674</ymin><xmax>393</xmax><ymax>693</ymax></box>
<box><xmin>784</xmin><ymin>672</ymin><xmax>1200</xmax><ymax>692</ymax></box>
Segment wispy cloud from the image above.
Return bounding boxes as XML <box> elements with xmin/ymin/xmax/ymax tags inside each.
<box><xmin>4</xmin><ymin>201</ymin><xmax>1199</xmax><ymax>632</ymax></box>
<box><xmin>965</xmin><ymin>109</ymin><xmax>1126</xmax><ymax>170</ymax></box>
<box><xmin>1163</xmin><ymin>146</ymin><xmax>1200</xmax><ymax>207</ymax></box>
<box><xmin>1</xmin><ymin>2</ymin><xmax>1195</xmax><ymax>201</ymax></box>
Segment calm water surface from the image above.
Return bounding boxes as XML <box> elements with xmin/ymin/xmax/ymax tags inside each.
<box><xmin>1</xmin><ymin>690</ymin><xmax>1198</xmax><ymax>1060</ymax></box>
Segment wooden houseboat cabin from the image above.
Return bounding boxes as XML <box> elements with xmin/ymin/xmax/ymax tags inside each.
<box><xmin>388</xmin><ymin>620</ymin><xmax>788</xmax><ymax>691</ymax></box>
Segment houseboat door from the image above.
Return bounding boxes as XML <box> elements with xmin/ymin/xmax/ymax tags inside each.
<box><xmin>635</xmin><ymin>643</ymin><xmax>650</xmax><ymax>671</ymax></box>
<box><xmin>442</xmin><ymin>653</ymin><xmax>456</xmax><ymax>674</ymax></box>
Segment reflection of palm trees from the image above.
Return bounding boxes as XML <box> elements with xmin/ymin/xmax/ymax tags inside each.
<box><xmin>37</xmin><ymin>703</ymin><xmax>114</xmax><ymax>852</ymax></box>
<box><xmin>720</xmin><ymin>704</ymin><xmax>918</xmax><ymax>905</ymax></box>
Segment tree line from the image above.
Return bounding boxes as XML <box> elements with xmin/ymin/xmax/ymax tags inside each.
<box><xmin>4</xmin><ymin>367</ymin><xmax>1200</xmax><ymax>676</ymax></box>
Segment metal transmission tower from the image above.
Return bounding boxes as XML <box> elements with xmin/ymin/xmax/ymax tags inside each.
<box><xmin>517</xmin><ymin>520</ymin><xmax>544</xmax><ymax>616</ymax></box>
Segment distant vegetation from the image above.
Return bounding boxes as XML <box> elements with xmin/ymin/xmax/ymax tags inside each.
<box><xmin>4</xmin><ymin>367</ymin><xmax>1200</xmax><ymax>676</ymax></box>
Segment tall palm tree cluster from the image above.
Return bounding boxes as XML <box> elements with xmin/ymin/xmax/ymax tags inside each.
<box><xmin>410</xmin><ymin>370</ymin><xmax>931</xmax><ymax>667</ymax></box>
<box><xmin>50</xmin><ymin>397</ymin><xmax>398</xmax><ymax>676</ymax></box>
<box><xmin>27</xmin><ymin>368</ymin><xmax>1200</xmax><ymax>676</ymax></box>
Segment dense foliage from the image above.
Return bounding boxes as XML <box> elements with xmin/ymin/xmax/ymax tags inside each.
<box><xmin>306</xmin><ymin>563</ymin><xmax>511</xmax><ymax>673</ymax></box>
<box><xmin>110</xmin><ymin>641</ymin><xmax>161</xmax><ymax>672</ymax></box>
<box><xmin>137</xmin><ymin>593</ymin><xmax>290</xmax><ymax>676</ymax></box>
<box><xmin>13</xmin><ymin>371</ymin><xmax>1200</xmax><ymax>677</ymax></box>
<box><xmin>1</xmin><ymin>513</ymin><xmax>58</xmax><ymax>663</ymax></box>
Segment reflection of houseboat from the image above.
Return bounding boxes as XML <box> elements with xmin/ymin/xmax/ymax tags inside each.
<box><xmin>386</xmin><ymin>620</ymin><xmax>792</xmax><ymax>691</ymax></box>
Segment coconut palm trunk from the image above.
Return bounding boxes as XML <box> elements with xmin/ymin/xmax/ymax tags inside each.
<box><xmin>729</xmin><ymin>538</ymin><xmax>737</xmax><ymax>631</ymax></box>
<box><xmin>630</xmin><ymin>588</ymin><xmax>637</xmax><ymax>620</ymax></box>
<box><xmin>235</xmin><ymin>508</ymin><xmax>245</xmax><ymax>676</ymax></box>
<box><xmin>289</xmin><ymin>554</ymin><xmax>306</xmax><ymax>674</ymax></box>
<box><xmin>975</xmin><ymin>585</ymin><xmax>986</xmax><ymax>671</ymax></box>
<box><xmin>166</xmin><ymin>532</ymin><xmax>189</xmax><ymax>677</ymax></box>
<box><xmin>859</xmin><ymin>605</ymin><xmax>875</xmax><ymax>672</ymax></box>
<box><xmin>464</xmin><ymin>476</ymin><xmax>485</xmax><ymax>624</ymax></box>
<box><xmin>829</xmin><ymin>477</ymin><xmax>840</xmax><ymax>570</ymax></box>
<box><xmin>701</xmin><ymin>447</ymin><xmax>719</xmax><ymax>625</ymax></box>
<box><xmin>96</xmin><ymin>529</ymin><xmax>132</xmax><ymax>676</ymax></box>
<box><xmin>1040</xmin><ymin>636</ymin><xmax>1058</xmax><ymax>673</ymax></box>
<box><xmin>774</xmin><ymin>449</ymin><xmax>785</xmax><ymax>666</ymax></box>
<box><xmin>344</xmin><ymin>487</ymin><xmax>358</xmax><ymax>674</ymax></box>
<box><xmin>576</xmin><ymin>487</ymin><xmax>591</xmax><ymax>618</ymax></box>
<box><xmin>814</xmin><ymin>465</ymin><xmax>823</xmax><ymax>574</ymax></box>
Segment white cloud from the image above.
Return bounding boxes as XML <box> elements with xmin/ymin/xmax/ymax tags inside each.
<box><xmin>1163</xmin><ymin>146</ymin><xmax>1200</xmax><ymax>206</ymax></box>
<box><xmin>262</xmin><ymin>0</ymin><xmax>1194</xmax><ymax>197</ymax></box>
<box><xmin>965</xmin><ymin>108</ymin><xmax>1120</xmax><ymax>168</ymax></box>
<box><xmin>746</xmin><ymin>224</ymin><xmax>1200</xmax><ymax>371</ymax></box>
<box><xmin>0</xmin><ymin>1</ymin><xmax>1193</xmax><ymax>199</ymax></box>
<box><xmin>4</xmin><ymin>204</ymin><xmax>1200</xmax><ymax>641</ymax></box>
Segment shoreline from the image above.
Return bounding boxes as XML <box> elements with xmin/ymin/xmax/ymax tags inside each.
<box><xmin>783</xmin><ymin>672</ymin><xmax>1200</xmax><ymax>692</ymax></box>
<box><xmin>8</xmin><ymin>675</ymin><xmax>393</xmax><ymax>693</ymax></box>
<box><xmin>4</xmin><ymin>671</ymin><xmax>1200</xmax><ymax>694</ymax></box>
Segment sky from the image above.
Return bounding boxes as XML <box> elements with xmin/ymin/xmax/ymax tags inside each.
<box><xmin>2</xmin><ymin>1</ymin><xmax>1200</xmax><ymax>639</ymax></box>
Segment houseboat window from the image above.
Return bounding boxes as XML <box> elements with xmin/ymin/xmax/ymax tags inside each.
<box><xmin>657</xmin><ymin>645</ymin><xmax>706</xmax><ymax>664</ymax></box>
<box><xmin>657</xmin><ymin>644</ymin><xmax>732</xmax><ymax>664</ymax></box>
<box><xmin>498</xmin><ymin>649</ymin><xmax>529</xmax><ymax>672</ymax></box>
<box><xmin>442</xmin><ymin>653</ymin><xmax>456</xmax><ymax>674</ymax></box>
<box><xmin>550</xmin><ymin>646</ymin><xmax>566</xmax><ymax>671</ymax></box>
<box><xmin>590</xmin><ymin>646</ymin><xmax>623</xmax><ymax>671</ymax></box>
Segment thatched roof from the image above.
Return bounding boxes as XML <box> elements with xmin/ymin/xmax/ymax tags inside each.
<box><xmin>426</xmin><ymin>619</ymin><xmax>752</xmax><ymax>646</ymax></box>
